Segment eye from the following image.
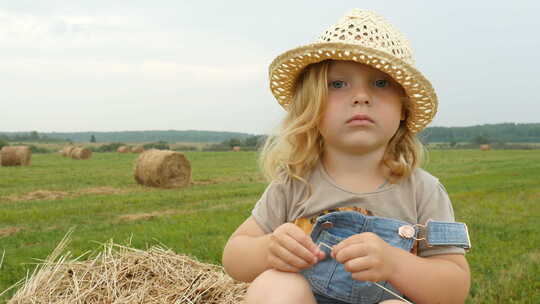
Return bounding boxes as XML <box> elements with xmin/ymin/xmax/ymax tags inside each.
<box><xmin>374</xmin><ymin>79</ymin><xmax>389</xmax><ymax>88</ymax></box>
<box><xmin>329</xmin><ymin>80</ymin><xmax>347</xmax><ymax>89</ymax></box>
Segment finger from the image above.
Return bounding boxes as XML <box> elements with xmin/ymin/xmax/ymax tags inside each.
<box><xmin>286</xmin><ymin>225</ymin><xmax>322</xmax><ymax>257</ymax></box>
<box><xmin>343</xmin><ymin>256</ymin><xmax>371</xmax><ymax>274</ymax></box>
<box><xmin>334</xmin><ymin>243</ymin><xmax>368</xmax><ymax>264</ymax></box>
<box><xmin>268</xmin><ymin>255</ymin><xmax>300</xmax><ymax>273</ymax></box>
<box><xmin>277</xmin><ymin>234</ymin><xmax>318</xmax><ymax>265</ymax></box>
<box><xmin>270</xmin><ymin>240</ymin><xmax>313</xmax><ymax>269</ymax></box>
<box><xmin>316</xmin><ymin>248</ymin><xmax>326</xmax><ymax>261</ymax></box>
<box><xmin>332</xmin><ymin>236</ymin><xmax>360</xmax><ymax>258</ymax></box>
<box><xmin>332</xmin><ymin>233</ymin><xmax>374</xmax><ymax>259</ymax></box>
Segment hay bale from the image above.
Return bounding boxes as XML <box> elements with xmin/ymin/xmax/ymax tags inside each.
<box><xmin>7</xmin><ymin>235</ymin><xmax>248</xmax><ymax>303</ymax></box>
<box><xmin>117</xmin><ymin>146</ymin><xmax>131</xmax><ymax>153</ymax></box>
<box><xmin>60</xmin><ymin>146</ymin><xmax>76</xmax><ymax>157</ymax></box>
<box><xmin>0</xmin><ymin>146</ymin><xmax>32</xmax><ymax>166</ymax></box>
<box><xmin>132</xmin><ymin>145</ymin><xmax>145</xmax><ymax>153</ymax></box>
<box><xmin>134</xmin><ymin>149</ymin><xmax>191</xmax><ymax>188</ymax></box>
<box><xmin>71</xmin><ymin>147</ymin><xmax>92</xmax><ymax>160</ymax></box>
<box><xmin>480</xmin><ymin>144</ymin><xmax>491</xmax><ymax>151</ymax></box>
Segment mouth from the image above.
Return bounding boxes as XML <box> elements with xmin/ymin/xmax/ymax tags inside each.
<box><xmin>346</xmin><ymin>114</ymin><xmax>374</xmax><ymax>125</ymax></box>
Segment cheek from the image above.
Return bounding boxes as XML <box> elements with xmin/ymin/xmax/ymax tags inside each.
<box><xmin>319</xmin><ymin>107</ymin><xmax>339</xmax><ymax>137</ymax></box>
<box><xmin>380</xmin><ymin>100</ymin><xmax>403</xmax><ymax>126</ymax></box>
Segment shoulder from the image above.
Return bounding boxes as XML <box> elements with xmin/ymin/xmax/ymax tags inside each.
<box><xmin>265</xmin><ymin>171</ymin><xmax>311</xmax><ymax>201</ymax></box>
<box><xmin>410</xmin><ymin>168</ymin><xmax>440</xmax><ymax>186</ymax></box>
<box><xmin>399</xmin><ymin>168</ymin><xmax>442</xmax><ymax>194</ymax></box>
<box><xmin>410</xmin><ymin>169</ymin><xmax>455</xmax><ymax>221</ymax></box>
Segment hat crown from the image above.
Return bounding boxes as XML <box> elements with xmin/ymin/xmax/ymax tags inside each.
<box><xmin>317</xmin><ymin>9</ymin><xmax>415</xmax><ymax>65</ymax></box>
<box><xmin>268</xmin><ymin>8</ymin><xmax>438</xmax><ymax>133</ymax></box>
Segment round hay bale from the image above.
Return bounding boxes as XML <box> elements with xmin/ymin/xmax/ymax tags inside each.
<box><xmin>480</xmin><ymin>144</ymin><xmax>491</xmax><ymax>151</ymax></box>
<box><xmin>117</xmin><ymin>146</ymin><xmax>131</xmax><ymax>153</ymax></box>
<box><xmin>0</xmin><ymin>146</ymin><xmax>32</xmax><ymax>166</ymax></box>
<box><xmin>131</xmin><ymin>145</ymin><xmax>145</xmax><ymax>153</ymax></box>
<box><xmin>60</xmin><ymin>146</ymin><xmax>76</xmax><ymax>157</ymax></box>
<box><xmin>71</xmin><ymin>147</ymin><xmax>92</xmax><ymax>160</ymax></box>
<box><xmin>134</xmin><ymin>149</ymin><xmax>191</xmax><ymax>188</ymax></box>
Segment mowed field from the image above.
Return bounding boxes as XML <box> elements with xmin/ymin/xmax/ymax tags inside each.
<box><xmin>0</xmin><ymin>150</ymin><xmax>539</xmax><ymax>303</ymax></box>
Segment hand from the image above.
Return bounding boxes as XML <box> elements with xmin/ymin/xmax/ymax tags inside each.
<box><xmin>267</xmin><ymin>223</ymin><xmax>326</xmax><ymax>272</ymax></box>
<box><xmin>331</xmin><ymin>232</ymin><xmax>397</xmax><ymax>282</ymax></box>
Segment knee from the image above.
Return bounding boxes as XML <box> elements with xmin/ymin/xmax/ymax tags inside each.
<box><xmin>246</xmin><ymin>269</ymin><xmax>315</xmax><ymax>304</ymax></box>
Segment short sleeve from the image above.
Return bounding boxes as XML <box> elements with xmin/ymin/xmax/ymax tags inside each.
<box><xmin>416</xmin><ymin>176</ymin><xmax>466</xmax><ymax>257</ymax></box>
<box><xmin>251</xmin><ymin>181</ymin><xmax>289</xmax><ymax>234</ymax></box>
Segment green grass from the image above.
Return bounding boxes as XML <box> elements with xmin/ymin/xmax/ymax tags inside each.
<box><xmin>1</xmin><ymin>150</ymin><xmax>539</xmax><ymax>303</ymax></box>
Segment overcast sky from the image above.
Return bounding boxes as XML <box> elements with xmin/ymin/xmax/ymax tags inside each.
<box><xmin>1</xmin><ymin>0</ymin><xmax>539</xmax><ymax>135</ymax></box>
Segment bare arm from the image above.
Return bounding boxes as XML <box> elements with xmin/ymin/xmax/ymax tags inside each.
<box><xmin>222</xmin><ymin>216</ymin><xmax>271</xmax><ymax>282</ymax></box>
<box><xmin>223</xmin><ymin>216</ymin><xmax>325</xmax><ymax>283</ymax></box>
<box><xmin>333</xmin><ymin>232</ymin><xmax>470</xmax><ymax>304</ymax></box>
<box><xmin>390</xmin><ymin>251</ymin><xmax>470</xmax><ymax>304</ymax></box>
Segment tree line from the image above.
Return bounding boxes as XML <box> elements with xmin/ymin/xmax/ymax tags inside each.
<box><xmin>418</xmin><ymin>123</ymin><xmax>540</xmax><ymax>143</ymax></box>
<box><xmin>2</xmin><ymin>123</ymin><xmax>540</xmax><ymax>146</ymax></box>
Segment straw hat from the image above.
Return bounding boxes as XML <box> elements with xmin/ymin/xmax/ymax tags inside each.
<box><xmin>269</xmin><ymin>9</ymin><xmax>437</xmax><ymax>133</ymax></box>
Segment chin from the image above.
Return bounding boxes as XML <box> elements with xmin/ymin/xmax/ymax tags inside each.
<box><xmin>342</xmin><ymin>141</ymin><xmax>387</xmax><ymax>154</ymax></box>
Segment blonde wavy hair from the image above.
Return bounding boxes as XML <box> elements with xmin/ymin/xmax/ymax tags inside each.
<box><xmin>259</xmin><ymin>60</ymin><xmax>425</xmax><ymax>185</ymax></box>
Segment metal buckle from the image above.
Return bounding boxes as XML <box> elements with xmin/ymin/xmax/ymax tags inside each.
<box><xmin>398</xmin><ymin>223</ymin><xmax>426</xmax><ymax>241</ymax></box>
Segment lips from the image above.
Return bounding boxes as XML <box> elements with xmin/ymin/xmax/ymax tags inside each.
<box><xmin>346</xmin><ymin>114</ymin><xmax>374</xmax><ymax>124</ymax></box>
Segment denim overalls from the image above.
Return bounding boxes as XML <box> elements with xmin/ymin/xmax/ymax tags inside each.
<box><xmin>300</xmin><ymin>211</ymin><xmax>471</xmax><ymax>304</ymax></box>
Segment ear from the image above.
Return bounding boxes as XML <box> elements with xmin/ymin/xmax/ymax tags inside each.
<box><xmin>400</xmin><ymin>107</ymin><xmax>407</xmax><ymax>121</ymax></box>
<box><xmin>399</xmin><ymin>96</ymin><xmax>408</xmax><ymax>121</ymax></box>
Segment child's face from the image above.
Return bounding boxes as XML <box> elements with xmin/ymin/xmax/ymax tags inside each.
<box><xmin>319</xmin><ymin>60</ymin><xmax>405</xmax><ymax>154</ymax></box>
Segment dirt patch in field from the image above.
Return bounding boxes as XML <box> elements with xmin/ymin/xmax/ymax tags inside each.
<box><xmin>118</xmin><ymin>210</ymin><xmax>178</xmax><ymax>221</ymax></box>
<box><xmin>117</xmin><ymin>201</ymin><xmax>247</xmax><ymax>223</ymax></box>
<box><xmin>4</xmin><ymin>190</ymin><xmax>70</xmax><ymax>202</ymax></box>
<box><xmin>191</xmin><ymin>174</ymin><xmax>265</xmax><ymax>186</ymax></box>
<box><xmin>77</xmin><ymin>187</ymin><xmax>128</xmax><ymax>195</ymax></box>
<box><xmin>0</xmin><ymin>226</ymin><xmax>22</xmax><ymax>238</ymax></box>
<box><xmin>191</xmin><ymin>180</ymin><xmax>221</xmax><ymax>186</ymax></box>
<box><xmin>3</xmin><ymin>187</ymin><xmax>130</xmax><ymax>203</ymax></box>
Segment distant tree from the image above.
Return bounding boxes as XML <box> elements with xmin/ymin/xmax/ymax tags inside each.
<box><xmin>95</xmin><ymin>142</ymin><xmax>126</xmax><ymax>152</ymax></box>
<box><xmin>143</xmin><ymin>141</ymin><xmax>170</xmax><ymax>150</ymax></box>
<box><xmin>90</xmin><ymin>135</ymin><xmax>96</xmax><ymax>143</ymax></box>
<box><xmin>29</xmin><ymin>131</ymin><xmax>39</xmax><ymax>141</ymax></box>
<box><xmin>0</xmin><ymin>139</ymin><xmax>8</xmax><ymax>149</ymax></box>
<box><xmin>472</xmin><ymin>135</ymin><xmax>490</xmax><ymax>145</ymax></box>
<box><xmin>243</xmin><ymin>135</ymin><xmax>266</xmax><ymax>147</ymax></box>
<box><xmin>226</xmin><ymin>138</ymin><xmax>242</xmax><ymax>148</ymax></box>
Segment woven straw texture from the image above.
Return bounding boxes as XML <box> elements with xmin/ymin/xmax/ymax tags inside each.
<box><xmin>269</xmin><ymin>9</ymin><xmax>437</xmax><ymax>133</ymax></box>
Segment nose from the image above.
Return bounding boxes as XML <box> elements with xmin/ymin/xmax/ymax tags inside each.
<box><xmin>351</xmin><ymin>88</ymin><xmax>372</xmax><ymax>106</ymax></box>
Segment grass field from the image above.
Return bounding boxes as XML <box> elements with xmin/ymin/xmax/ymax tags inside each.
<box><xmin>0</xmin><ymin>150</ymin><xmax>539</xmax><ymax>303</ymax></box>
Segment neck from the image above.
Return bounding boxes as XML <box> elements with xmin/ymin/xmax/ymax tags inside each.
<box><xmin>322</xmin><ymin>145</ymin><xmax>390</xmax><ymax>192</ymax></box>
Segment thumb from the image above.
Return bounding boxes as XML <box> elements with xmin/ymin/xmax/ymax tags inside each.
<box><xmin>307</xmin><ymin>241</ymin><xmax>326</xmax><ymax>261</ymax></box>
<box><xmin>316</xmin><ymin>248</ymin><xmax>326</xmax><ymax>260</ymax></box>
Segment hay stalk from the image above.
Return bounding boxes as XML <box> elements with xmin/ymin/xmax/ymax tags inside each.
<box><xmin>6</xmin><ymin>233</ymin><xmax>248</xmax><ymax>303</ymax></box>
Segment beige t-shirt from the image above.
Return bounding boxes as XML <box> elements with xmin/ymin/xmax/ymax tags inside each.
<box><xmin>252</xmin><ymin>162</ymin><xmax>465</xmax><ymax>257</ymax></box>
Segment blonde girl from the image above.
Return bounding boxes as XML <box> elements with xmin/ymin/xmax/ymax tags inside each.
<box><xmin>223</xmin><ymin>9</ymin><xmax>471</xmax><ymax>304</ymax></box>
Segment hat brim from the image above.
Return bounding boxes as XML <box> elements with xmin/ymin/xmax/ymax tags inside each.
<box><xmin>269</xmin><ymin>42</ymin><xmax>437</xmax><ymax>133</ymax></box>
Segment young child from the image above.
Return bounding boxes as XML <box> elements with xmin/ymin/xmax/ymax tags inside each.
<box><xmin>223</xmin><ymin>9</ymin><xmax>471</xmax><ymax>304</ymax></box>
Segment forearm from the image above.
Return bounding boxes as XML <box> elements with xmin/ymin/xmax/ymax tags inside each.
<box><xmin>222</xmin><ymin>234</ymin><xmax>272</xmax><ymax>282</ymax></box>
<box><xmin>389</xmin><ymin>248</ymin><xmax>470</xmax><ymax>304</ymax></box>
